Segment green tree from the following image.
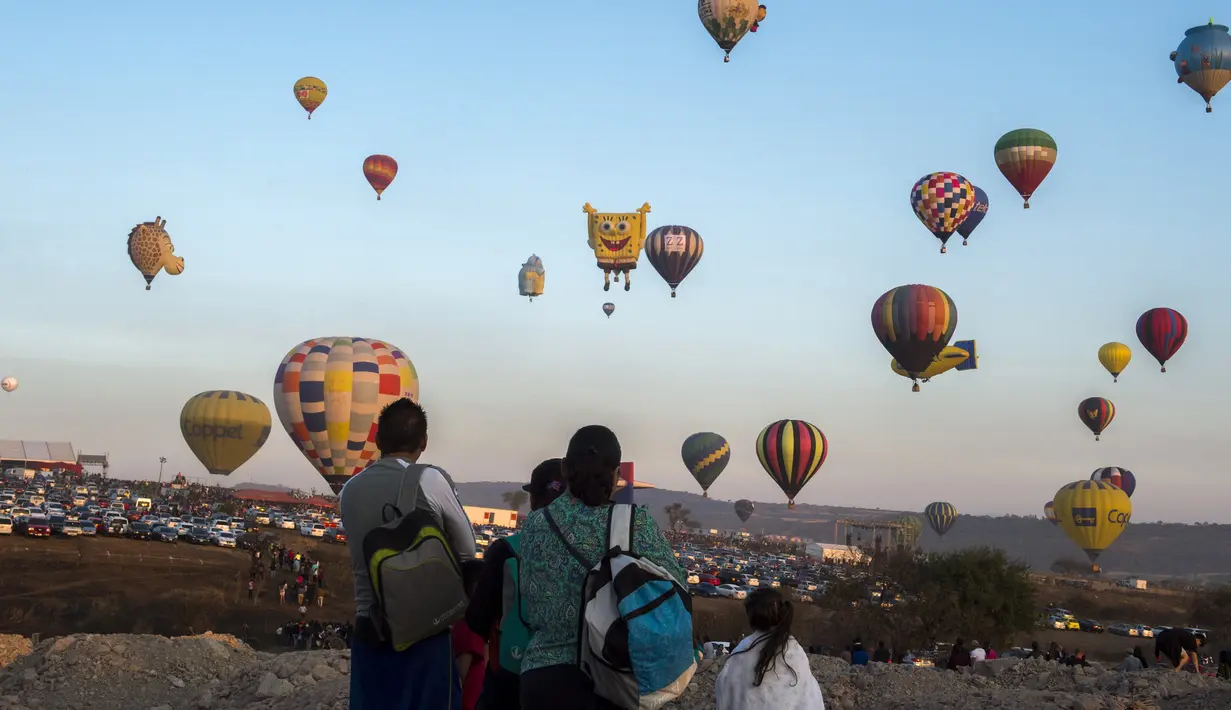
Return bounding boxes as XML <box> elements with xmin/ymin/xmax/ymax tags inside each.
<box><xmin>664</xmin><ymin>502</ymin><xmax>701</xmax><ymax>532</ymax></box>
<box><xmin>501</xmin><ymin>490</ymin><xmax>529</xmax><ymax>513</ymax></box>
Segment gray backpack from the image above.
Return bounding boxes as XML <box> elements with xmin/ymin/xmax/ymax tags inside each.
<box><xmin>361</xmin><ymin>462</ymin><xmax>468</xmax><ymax>651</ymax></box>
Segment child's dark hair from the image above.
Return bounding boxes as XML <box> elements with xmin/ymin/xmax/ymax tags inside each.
<box><xmin>742</xmin><ymin>587</ymin><xmax>797</xmax><ymax>687</ymax></box>
<box><xmin>563</xmin><ymin>425</ymin><xmax>621</xmax><ymax>506</ymax></box>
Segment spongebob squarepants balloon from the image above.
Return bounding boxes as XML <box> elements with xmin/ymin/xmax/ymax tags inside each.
<box><xmin>518</xmin><ymin>255</ymin><xmax>545</xmax><ymax>302</ymax></box>
<box><xmin>127</xmin><ymin>216</ymin><xmax>185</xmax><ymax>291</ymax></box>
<box><xmin>584</xmin><ymin>202</ymin><xmax>651</xmax><ymax>292</ymax></box>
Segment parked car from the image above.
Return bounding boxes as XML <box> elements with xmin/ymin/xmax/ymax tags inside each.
<box><xmin>47</xmin><ymin>514</ymin><xmax>67</xmax><ymax>534</ymax></box>
<box><xmin>187</xmin><ymin>528</ymin><xmax>212</xmax><ymax>545</ymax></box>
<box><xmin>1047</xmin><ymin>616</ymin><xmax>1067</xmax><ymax>630</ymax></box>
<box><xmin>323</xmin><ymin>528</ymin><xmax>347</xmax><ymax>544</ymax></box>
<box><xmin>0</xmin><ymin>516</ymin><xmax>12</xmax><ymax>535</ymax></box>
<box><xmin>127</xmin><ymin>521</ymin><xmax>152</xmax><ymax>540</ymax></box>
<box><xmin>26</xmin><ymin>515</ymin><xmax>51</xmax><ymax>537</ymax></box>
<box><xmin>1107</xmin><ymin>623</ymin><xmax>1139</xmax><ymax>637</ymax></box>
<box><xmin>715</xmin><ymin>584</ymin><xmax>748</xmax><ymax>600</ymax></box>
<box><xmin>63</xmin><ymin>521</ymin><xmax>83</xmax><ymax>536</ymax></box>
<box><xmin>79</xmin><ymin>519</ymin><xmax>98</xmax><ymax>536</ymax></box>
<box><xmin>152</xmin><ymin>526</ymin><xmax>178</xmax><ymax>543</ymax></box>
<box><xmin>1078</xmin><ymin>619</ymin><xmax>1104</xmax><ymax>633</ymax></box>
<box><xmin>216</xmin><ymin>531</ymin><xmax>237</xmax><ymax>548</ymax></box>
<box><xmin>690</xmin><ymin>583</ymin><xmax>721</xmax><ymax>598</ymax></box>
<box><xmin>1134</xmin><ymin>625</ymin><xmax>1154</xmax><ymax>638</ymax></box>
<box><xmin>107</xmin><ymin>518</ymin><xmax>129</xmax><ymax>535</ymax></box>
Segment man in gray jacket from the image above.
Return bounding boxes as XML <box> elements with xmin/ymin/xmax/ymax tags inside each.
<box><xmin>340</xmin><ymin>397</ymin><xmax>477</xmax><ymax>710</ymax></box>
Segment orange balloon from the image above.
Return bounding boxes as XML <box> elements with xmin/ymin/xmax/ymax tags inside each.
<box><xmin>363</xmin><ymin>155</ymin><xmax>398</xmax><ymax>200</ymax></box>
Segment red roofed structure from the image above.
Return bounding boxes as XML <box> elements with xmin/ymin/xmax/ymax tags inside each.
<box><xmin>231</xmin><ymin>488</ymin><xmax>337</xmax><ymax>509</ymax></box>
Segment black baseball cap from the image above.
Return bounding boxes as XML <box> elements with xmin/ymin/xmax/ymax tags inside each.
<box><xmin>564</xmin><ymin>425</ymin><xmax>622</xmax><ymax>471</ymax></box>
<box><xmin>522</xmin><ymin>458</ymin><xmax>566</xmax><ymax>497</ymax></box>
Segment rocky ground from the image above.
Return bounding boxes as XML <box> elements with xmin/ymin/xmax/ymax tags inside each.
<box><xmin>0</xmin><ymin>633</ymin><xmax>1229</xmax><ymax>710</ymax></box>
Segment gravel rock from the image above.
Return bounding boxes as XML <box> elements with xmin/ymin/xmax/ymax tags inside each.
<box><xmin>0</xmin><ymin>634</ymin><xmax>1228</xmax><ymax>709</ymax></box>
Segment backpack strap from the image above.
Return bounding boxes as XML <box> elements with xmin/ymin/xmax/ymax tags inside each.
<box><xmin>505</xmin><ymin>534</ymin><xmax>532</xmax><ymax>630</ymax></box>
<box><xmin>608</xmin><ymin>503</ymin><xmax>635</xmax><ymax>554</ymax></box>
<box><xmin>544</xmin><ymin>507</ymin><xmax>593</xmax><ymax>570</ymax></box>
<box><xmin>381</xmin><ymin>460</ymin><xmax>426</xmax><ymax>524</ymax></box>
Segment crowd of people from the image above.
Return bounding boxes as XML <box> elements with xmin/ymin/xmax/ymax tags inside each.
<box><xmin>337</xmin><ymin>397</ymin><xmax>827</xmax><ymax>710</ymax></box>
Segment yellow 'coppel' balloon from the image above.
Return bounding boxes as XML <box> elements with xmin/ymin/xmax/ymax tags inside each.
<box><xmin>180</xmin><ymin>390</ymin><xmax>272</xmax><ymax>476</ymax></box>
<box><xmin>1098</xmin><ymin>342</ymin><xmax>1132</xmax><ymax>383</ymax></box>
<box><xmin>1053</xmin><ymin>479</ymin><xmax>1131</xmax><ymax>564</ymax></box>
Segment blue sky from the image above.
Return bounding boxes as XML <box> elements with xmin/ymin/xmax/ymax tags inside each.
<box><xmin>1</xmin><ymin>1</ymin><xmax>1228</xmax><ymax>523</ymax></box>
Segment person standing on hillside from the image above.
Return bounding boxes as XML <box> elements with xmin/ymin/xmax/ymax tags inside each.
<box><xmin>465</xmin><ymin>458</ymin><xmax>568</xmax><ymax>709</ymax></box>
<box><xmin>341</xmin><ymin>398</ymin><xmax>477</xmax><ymax>710</ymax></box>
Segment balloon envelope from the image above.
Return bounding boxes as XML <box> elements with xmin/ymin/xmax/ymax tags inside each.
<box><xmin>644</xmin><ymin>225</ymin><xmax>704</xmax><ymax>297</ymax></box>
<box><xmin>910</xmin><ymin>172</ymin><xmax>976</xmax><ymax>252</ymax></box>
<box><xmin>180</xmin><ymin>390</ymin><xmax>272</xmax><ymax>476</ymax></box>
<box><xmin>518</xmin><ymin>255</ymin><xmax>545</xmax><ymax>300</ymax></box>
<box><xmin>755</xmin><ymin>419</ymin><xmax>827</xmax><ymax>508</ymax></box>
<box><xmin>1172</xmin><ymin>21</ymin><xmax>1231</xmax><ymax>112</ymax></box>
<box><xmin>602</xmin><ymin>302</ymin><xmax>615</xmax><ymax>317</ymax></box>
<box><xmin>871</xmin><ymin>285</ymin><xmax>958</xmax><ymax>387</ymax></box>
<box><xmin>924</xmin><ymin>501</ymin><xmax>957</xmax><ymax>537</ymax></box>
<box><xmin>273</xmin><ymin>337</ymin><xmax>420</xmax><ymax>493</ymax></box>
<box><xmin>994</xmin><ymin>129</ymin><xmax>1057</xmax><ymax>208</ymax></box>
<box><xmin>126</xmin><ymin>216</ymin><xmax>184</xmax><ymax>290</ymax></box>
<box><xmin>735</xmin><ymin>499</ymin><xmax>755</xmax><ymax>523</ymax></box>
<box><xmin>1135</xmin><ymin>308</ymin><xmax>1188</xmax><ymax>372</ymax></box>
<box><xmin>363</xmin><ymin>155</ymin><xmax>398</xmax><ymax>200</ymax></box>
<box><xmin>954</xmin><ymin>185</ymin><xmax>988</xmax><ymax>243</ymax></box>
<box><xmin>1091</xmin><ymin>467</ymin><xmax>1136</xmax><ymax>498</ymax></box>
<box><xmin>1053</xmin><ymin>480</ymin><xmax>1131</xmax><ymax>563</ymax></box>
<box><xmin>1098</xmin><ymin>342</ymin><xmax>1132</xmax><ymax>382</ymax></box>
<box><xmin>0</xmin><ymin>377</ymin><xmax>16</xmax><ymax>392</ymax></box>
<box><xmin>681</xmin><ymin>432</ymin><xmax>730</xmax><ymax>495</ymax></box>
<box><xmin>1078</xmin><ymin>397</ymin><xmax>1115</xmax><ymax>440</ymax></box>
<box><xmin>1044</xmin><ymin>500</ymin><xmax>1057</xmax><ymax>526</ymax></box>
<box><xmin>293</xmin><ymin>77</ymin><xmax>328</xmax><ymax>118</ymax></box>
<box><xmin>891</xmin><ymin>345</ymin><xmax>970</xmax><ymax>381</ymax></box>
<box><xmin>698</xmin><ymin>0</ymin><xmax>760</xmax><ymax>60</ymax></box>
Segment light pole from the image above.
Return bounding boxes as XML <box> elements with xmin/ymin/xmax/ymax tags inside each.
<box><xmin>158</xmin><ymin>457</ymin><xmax>167</xmax><ymax>484</ymax></box>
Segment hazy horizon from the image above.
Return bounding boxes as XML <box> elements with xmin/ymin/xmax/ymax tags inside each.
<box><xmin>3</xmin><ymin>2</ymin><xmax>1229</xmax><ymax>524</ymax></box>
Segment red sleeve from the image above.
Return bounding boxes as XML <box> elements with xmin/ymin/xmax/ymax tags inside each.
<box><xmin>452</xmin><ymin>621</ymin><xmax>486</xmax><ymax>658</ymax></box>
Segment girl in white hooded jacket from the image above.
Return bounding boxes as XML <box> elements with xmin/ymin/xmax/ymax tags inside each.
<box><xmin>715</xmin><ymin>587</ymin><xmax>825</xmax><ymax>710</ymax></box>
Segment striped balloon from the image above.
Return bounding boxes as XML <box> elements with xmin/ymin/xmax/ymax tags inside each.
<box><xmin>1044</xmin><ymin>500</ymin><xmax>1058</xmax><ymax>526</ymax></box>
<box><xmin>1078</xmin><ymin>397</ymin><xmax>1115</xmax><ymax>441</ymax></box>
<box><xmin>1135</xmin><ymin>308</ymin><xmax>1188</xmax><ymax>373</ymax></box>
<box><xmin>273</xmin><ymin>337</ymin><xmax>420</xmax><ymax>494</ymax></box>
<box><xmin>994</xmin><ymin>128</ymin><xmax>1057</xmax><ymax>208</ymax></box>
<box><xmin>644</xmin><ymin>225</ymin><xmax>704</xmax><ymax>298</ymax></box>
<box><xmin>871</xmin><ymin>284</ymin><xmax>958</xmax><ymax>391</ymax></box>
<box><xmin>755</xmin><ymin>419</ymin><xmax>828</xmax><ymax>509</ymax></box>
<box><xmin>924</xmin><ymin>501</ymin><xmax>958</xmax><ymax>537</ymax></box>
<box><xmin>681</xmin><ymin>432</ymin><xmax>730</xmax><ymax>497</ymax></box>
<box><xmin>362</xmin><ymin>154</ymin><xmax>398</xmax><ymax>200</ymax></box>
<box><xmin>1091</xmin><ymin>467</ymin><xmax>1136</xmax><ymax>498</ymax></box>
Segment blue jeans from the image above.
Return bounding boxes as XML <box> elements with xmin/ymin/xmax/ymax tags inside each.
<box><xmin>350</xmin><ymin>630</ymin><xmax>461</xmax><ymax>710</ymax></box>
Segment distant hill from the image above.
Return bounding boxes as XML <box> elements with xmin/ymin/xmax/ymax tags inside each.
<box><xmin>456</xmin><ymin>481</ymin><xmax>1231</xmax><ymax>582</ymax></box>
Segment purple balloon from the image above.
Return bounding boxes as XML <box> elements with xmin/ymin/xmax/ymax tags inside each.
<box><xmin>956</xmin><ymin>185</ymin><xmax>988</xmax><ymax>243</ymax></box>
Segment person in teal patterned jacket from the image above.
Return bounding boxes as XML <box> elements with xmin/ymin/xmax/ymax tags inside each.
<box><xmin>518</xmin><ymin>425</ymin><xmax>687</xmax><ymax>709</ymax></box>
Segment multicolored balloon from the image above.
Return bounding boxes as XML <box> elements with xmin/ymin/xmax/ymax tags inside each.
<box><xmin>518</xmin><ymin>255</ymin><xmax>545</xmax><ymax>301</ymax></box>
<box><xmin>871</xmin><ymin>285</ymin><xmax>958</xmax><ymax>392</ymax></box>
<box><xmin>910</xmin><ymin>172</ymin><xmax>976</xmax><ymax>254</ymax></box>
<box><xmin>602</xmin><ymin>302</ymin><xmax>615</xmax><ymax>318</ymax></box>
<box><xmin>0</xmin><ymin>377</ymin><xmax>16</xmax><ymax>393</ymax></box>
<box><xmin>955</xmin><ymin>185</ymin><xmax>988</xmax><ymax>246</ymax></box>
<box><xmin>1078</xmin><ymin>397</ymin><xmax>1115</xmax><ymax>441</ymax></box>
<box><xmin>1053</xmin><ymin>479</ymin><xmax>1131</xmax><ymax>565</ymax></box>
<box><xmin>1044</xmin><ymin>500</ymin><xmax>1057</xmax><ymax>526</ymax></box>
<box><xmin>1098</xmin><ymin>342</ymin><xmax>1132</xmax><ymax>383</ymax></box>
<box><xmin>994</xmin><ymin>129</ymin><xmax>1057</xmax><ymax>208</ymax></box>
<box><xmin>755</xmin><ymin>419</ymin><xmax>827</xmax><ymax>509</ymax></box>
<box><xmin>924</xmin><ymin>502</ymin><xmax>957</xmax><ymax>537</ymax></box>
<box><xmin>273</xmin><ymin>337</ymin><xmax>420</xmax><ymax>493</ymax></box>
<box><xmin>180</xmin><ymin>391</ymin><xmax>272</xmax><ymax>476</ymax></box>
<box><xmin>1136</xmin><ymin>308</ymin><xmax>1188</xmax><ymax>372</ymax></box>
<box><xmin>698</xmin><ymin>0</ymin><xmax>762</xmax><ymax>62</ymax></box>
<box><xmin>1171</xmin><ymin>20</ymin><xmax>1231</xmax><ymax>112</ymax></box>
<box><xmin>126</xmin><ymin>216</ymin><xmax>185</xmax><ymax>291</ymax></box>
<box><xmin>644</xmin><ymin>225</ymin><xmax>704</xmax><ymax>298</ymax></box>
<box><xmin>363</xmin><ymin>155</ymin><xmax>398</xmax><ymax>200</ymax></box>
<box><xmin>681</xmin><ymin>432</ymin><xmax>730</xmax><ymax>497</ymax></box>
<box><xmin>734</xmin><ymin>499</ymin><xmax>755</xmax><ymax>523</ymax></box>
<box><xmin>292</xmin><ymin>77</ymin><xmax>328</xmax><ymax>119</ymax></box>
<box><xmin>1091</xmin><ymin>467</ymin><xmax>1136</xmax><ymax>498</ymax></box>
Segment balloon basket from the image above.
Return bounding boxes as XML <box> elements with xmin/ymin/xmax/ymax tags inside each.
<box><xmin>702</xmin><ymin>492</ymin><xmax>708</xmax><ymax>498</ymax></box>
<box><xmin>724</xmin><ymin>55</ymin><xmax>730</xmax><ymax>63</ymax></box>
<box><xmin>1022</xmin><ymin>201</ymin><xmax>1030</xmax><ymax>209</ymax></box>
<box><xmin>787</xmin><ymin>501</ymin><xmax>795</xmax><ymax>510</ymax></box>
<box><xmin>1161</xmin><ymin>366</ymin><xmax>1167</xmax><ymax>373</ymax></box>
<box><xmin>962</xmin><ymin>239</ymin><xmax>968</xmax><ymax>246</ymax></box>
<box><xmin>912</xmin><ymin>383</ymin><xmax>920</xmax><ymax>392</ymax></box>
<box><xmin>671</xmin><ymin>291</ymin><xmax>677</xmax><ymax>298</ymax></box>
<box><xmin>940</xmin><ymin>246</ymin><xmax>947</xmax><ymax>254</ymax></box>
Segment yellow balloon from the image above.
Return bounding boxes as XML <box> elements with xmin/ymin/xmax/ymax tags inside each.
<box><xmin>293</xmin><ymin>77</ymin><xmax>328</xmax><ymax>119</ymax></box>
<box><xmin>891</xmin><ymin>346</ymin><xmax>970</xmax><ymax>381</ymax></box>
<box><xmin>1053</xmin><ymin>479</ymin><xmax>1131</xmax><ymax>564</ymax></box>
<box><xmin>518</xmin><ymin>255</ymin><xmax>545</xmax><ymax>301</ymax></box>
<box><xmin>1098</xmin><ymin>342</ymin><xmax>1132</xmax><ymax>382</ymax></box>
<box><xmin>180</xmin><ymin>390</ymin><xmax>272</xmax><ymax>476</ymax></box>
<box><xmin>583</xmin><ymin>202</ymin><xmax>650</xmax><ymax>292</ymax></box>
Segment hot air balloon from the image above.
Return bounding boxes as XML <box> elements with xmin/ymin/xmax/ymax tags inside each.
<box><xmin>292</xmin><ymin>77</ymin><xmax>328</xmax><ymax>119</ymax></box>
<box><xmin>363</xmin><ymin>155</ymin><xmax>398</xmax><ymax>200</ymax></box>
<box><xmin>955</xmin><ymin>185</ymin><xmax>988</xmax><ymax>246</ymax></box>
<box><xmin>127</xmin><ymin>216</ymin><xmax>185</xmax><ymax>291</ymax></box>
<box><xmin>584</xmin><ymin>203</ymin><xmax>650</xmax><ymax>291</ymax></box>
<box><xmin>180</xmin><ymin>390</ymin><xmax>272</xmax><ymax>476</ymax></box>
<box><xmin>734</xmin><ymin>499</ymin><xmax>755</xmax><ymax>523</ymax></box>
<box><xmin>1091</xmin><ymin>467</ymin><xmax>1136</xmax><ymax>498</ymax></box>
<box><xmin>1136</xmin><ymin>308</ymin><xmax>1188</xmax><ymax>372</ymax></box>
<box><xmin>1098</xmin><ymin>342</ymin><xmax>1132</xmax><ymax>382</ymax></box>
<box><xmin>273</xmin><ymin>337</ymin><xmax>420</xmax><ymax>494</ymax></box>
<box><xmin>750</xmin><ymin>4</ymin><xmax>767</xmax><ymax>32</ymax></box>
<box><xmin>890</xmin><ymin>344</ymin><xmax>971</xmax><ymax>383</ymax></box>
<box><xmin>681</xmin><ymin>432</ymin><xmax>730</xmax><ymax>497</ymax></box>
<box><xmin>994</xmin><ymin>129</ymin><xmax>1057</xmax><ymax>208</ymax></box>
<box><xmin>1078</xmin><ymin>397</ymin><xmax>1115</xmax><ymax>441</ymax></box>
<box><xmin>602</xmin><ymin>302</ymin><xmax>615</xmax><ymax>318</ymax></box>
<box><xmin>698</xmin><ymin>0</ymin><xmax>761</xmax><ymax>62</ymax></box>
<box><xmin>0</xmin><ymin>377</ymin><xmax>16</xmax><ymax>392</ymax></box>
<box><xmin>1044</xmin><ymin>500</ymin><xmax>1058</xmax><ymax>526</ymax></box>
<box><xmin>924</xmin><ymin>501</ymin><xmax>957</xmax><ymax>538</ymax></box>
<box><xmin>1053</xmin><ymin>479</ymin><xmax>1131</xmax><ymax>566</ymax></box>
<box><xmin>518</xmin><ymin>255</ymin><xmax>545</xmax><ymax>302</ymax></box>
<box><xmin>755</xmin><ymin>419</ymin><xmax>827</xmax><ymax>509</ymax></box>
<box><xmin>910</xmin><ymin>172</ymin><xmax>976</xmax><ymax>254</ymax></box>
<box><xmin>645</xmin><ymin>225</ymin><xmax>704</xmax><ymax>298</ymax></box>
<box><xmin>1171</xmin><ymin>20</ymin><xmax>1231</xmax><ymax>112</ymax></box>
<box><xmin>871</xmin><ymin>285</ymin><xmax>958</xmax><ymax>392</ymax></box>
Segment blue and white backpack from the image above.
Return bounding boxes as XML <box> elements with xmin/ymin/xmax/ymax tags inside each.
<box><xmin>545</xmin><ymin>503</ymin><xmax>696</xmax><ymax>710</ymax></box>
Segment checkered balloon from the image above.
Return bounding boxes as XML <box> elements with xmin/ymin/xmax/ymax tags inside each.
<box><xmin>910</xmin><ymin>172</ymin><xmax>976</xmax><ymax>251</ymax></box>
